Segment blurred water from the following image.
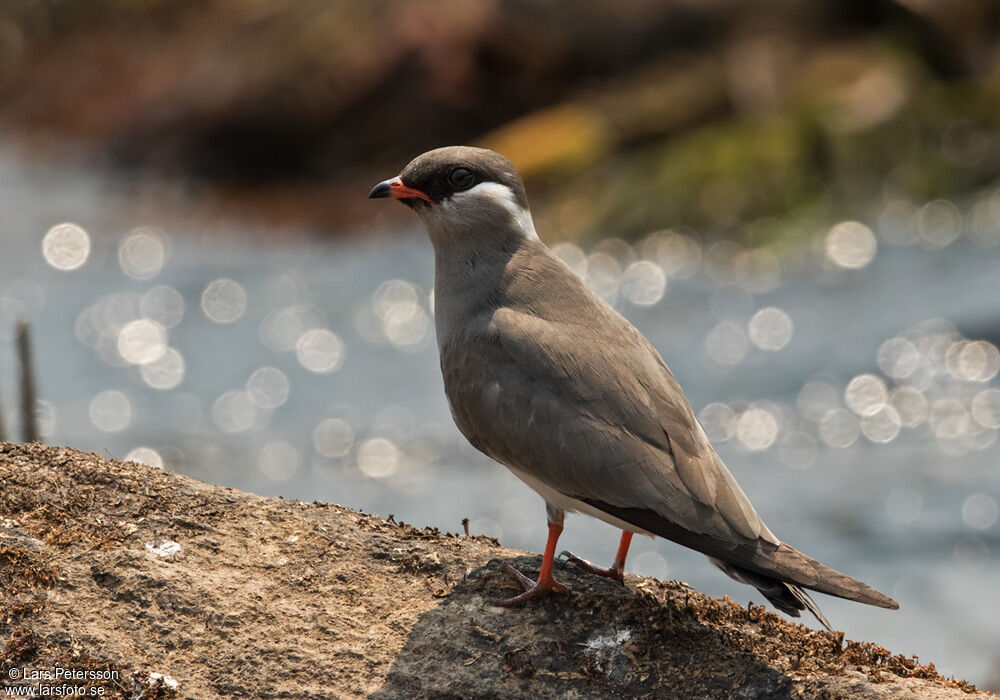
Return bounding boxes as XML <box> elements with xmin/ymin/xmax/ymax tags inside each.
<box><xmin>1</xmin><ymin>148</ymin><xmax>999</xmax><ymax>686</ymax></box>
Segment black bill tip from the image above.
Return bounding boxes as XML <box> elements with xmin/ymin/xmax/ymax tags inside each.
<box><xmin>368</xmin><ymin>180</ymin><xmax>392</xmax><ymax>199</ymax></box>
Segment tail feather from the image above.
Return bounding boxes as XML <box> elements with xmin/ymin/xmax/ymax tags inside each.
<box><xmin>786</xmin><ymin>583</ymin><xmax>833</xmax><ymax>632</ymax></box>
<box><xmin>710</xmin><ymin>558</ymin><xmax>833</xmax><ymax>631</ymax></box>
<box><xmin>578</xmin><ymin>499</ymin><xmax>899</xmax><ymax>614</ymax></box>
<box><xmin>768</xmin><ymin>542</ymin><xmax>898</xmax><ymax>610</ymax></box>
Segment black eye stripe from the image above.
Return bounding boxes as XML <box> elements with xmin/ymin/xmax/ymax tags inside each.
<box><xmin>397</xmin><ymin>158</ymin><xmax>527</xmax><ymax>204</ymax></box>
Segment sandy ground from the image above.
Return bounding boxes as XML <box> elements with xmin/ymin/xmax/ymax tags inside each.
<box><xmin>0</xmin><ymin>442</ymin><xmax>990</xmax><ymax>699</ymax></box>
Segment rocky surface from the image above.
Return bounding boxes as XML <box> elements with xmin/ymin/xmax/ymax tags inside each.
<box><xmin>0</xmin><ymin>442</ymin><xmax>989</xmax><ymax>698</ymax></box>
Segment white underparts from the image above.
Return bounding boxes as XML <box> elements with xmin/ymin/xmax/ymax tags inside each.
<box><xmin>444</xmin><ymin>182</ymin><xmax>538</xmax><ymax>239</ymax></box>
<box><xmin>507</xmin><ymin>465</ymin><xmax>657</xmax><ymax>536</ymax></box>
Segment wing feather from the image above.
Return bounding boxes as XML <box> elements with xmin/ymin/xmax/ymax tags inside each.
<box><xmin>443</xmin><ymin>296</ymin><xmax>776</xmax><ymax>550</ymax></box>
<box><xmin>437</xmin><ymin>241</ymin><xmax>896</xmax><ymax>610</ymax></box>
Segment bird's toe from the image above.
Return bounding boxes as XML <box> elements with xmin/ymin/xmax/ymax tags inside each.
<box><xmin>559</xmin><ymin>550</ymin><xmax>625</xmax><ymax>585</ymax></box>
<box><xmin>490</xmin><ymin>562</ymin><xmax>567</xmax><ymax>607</ymax></box>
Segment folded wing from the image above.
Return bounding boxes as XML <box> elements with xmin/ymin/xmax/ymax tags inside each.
<box><xmin>442</xmin><ymin>293</ymin><xmax>895</xmax><ymax>609</ymax></box>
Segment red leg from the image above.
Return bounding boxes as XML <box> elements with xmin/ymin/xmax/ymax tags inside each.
<box><xmin>495</xmin><ymin>522</ymin><xmax>568</xmax><ymax>606</ymax></box>
<box><xmin>559</xmin><ymin>530</ymin><xmax>633</xmax><ymax>585</ymax></box>
<box><xmin>613</xmin><ymin>531</ymin><xmax>634</xmax><ymax>571</ymax></box>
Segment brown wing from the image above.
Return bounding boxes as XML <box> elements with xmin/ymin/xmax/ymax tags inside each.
<box><xmin>439</xmin><ymin>246</ymin><xmax>895</xmax><ymax>608</ymax></box>
<box><xmin>441</xmin><ymin>265</ymin><xmax>777</xmax><ymax>549</ymax></box>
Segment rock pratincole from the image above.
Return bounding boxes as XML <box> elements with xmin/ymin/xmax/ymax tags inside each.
<box><xmin>369</xmin><ymin>146</ymin><xmax>898</xmax><ymax>628</ymax></box>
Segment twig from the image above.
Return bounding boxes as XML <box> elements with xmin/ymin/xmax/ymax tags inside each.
<box><xmin>0</xmin><ymin>379</ymin><xmax>6</xmax><ymax>442</ymax></box>
<box><xmin>17</xmin><ymin>319</ymin><xmax>37</xmax><ymax>444</ymax></box>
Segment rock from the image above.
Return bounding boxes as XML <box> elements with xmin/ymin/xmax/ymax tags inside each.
<box><xmin>0</xmin><ymin>442</ymin><xmax>987</xmax><ymax>698</ymax></box>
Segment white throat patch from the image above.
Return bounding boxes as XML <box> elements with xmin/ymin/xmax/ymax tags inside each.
<box><xmin>443</xmin><ymin>181</ymin><xmax>538</xmax><ymax>239</ymax></box>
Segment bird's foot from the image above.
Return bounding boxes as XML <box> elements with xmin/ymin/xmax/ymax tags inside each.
<box><xmin>558</xmin><ymin>550</ymin><xmax>625</xmax><ymax>585</ymax></box>
<box><xmin>492</xmin><ymin>562</ymin><xmax>567</xmax><ymax>607</ymax></box>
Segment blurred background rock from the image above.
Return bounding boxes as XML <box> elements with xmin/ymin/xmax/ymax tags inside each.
<box><xmin>1</xmin><ymin>0</ymin><xmax>998</xmax><ymax>240</ymax></box>
<box><xmin>1</xmin><ymin>0</ymin><xmax>1000</xmax><ymax>691</ymax></box>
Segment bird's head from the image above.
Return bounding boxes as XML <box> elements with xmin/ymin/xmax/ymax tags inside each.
<box><xmin>368</xmin><ymin>146</ymin><xmax>537</xmax><ymax>244</ymax></box>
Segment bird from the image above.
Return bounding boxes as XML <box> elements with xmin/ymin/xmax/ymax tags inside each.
<box><xmin>368</xmin><ymin>146</ymin><xmax>898</xmax><ymax>629</ymax></box>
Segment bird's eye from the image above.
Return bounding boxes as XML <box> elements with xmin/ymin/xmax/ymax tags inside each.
<box><xmin>448</xmin><ymin>167</ymin><xmax>475</xmax><ymax>190</ymax></box>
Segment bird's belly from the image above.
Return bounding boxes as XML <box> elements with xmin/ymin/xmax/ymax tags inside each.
<box><xmin>506</xmin><ymin>465</ymin><xmax>656</xmax><ymax>537</ymax></box>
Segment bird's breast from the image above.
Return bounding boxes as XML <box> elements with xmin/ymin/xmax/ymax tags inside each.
<box><xmin>437</xmin><ymin>322</ymin><xmax>539</xmax><ymax>467</ymax></box>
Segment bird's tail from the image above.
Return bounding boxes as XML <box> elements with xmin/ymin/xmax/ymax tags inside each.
<box><xmin>765</xmin><ymin>542</ymin><xmax>899</xmax><ymax>610</ymax></box>
<box><xmin>712</xmin><ymin>559</ymin><xmax>833</xmax><ymax>630</ymax></box>
<box><xmin>711</xmin><ymin>542</ymin><xmax>898</xmax><ymax>630</ymax></box>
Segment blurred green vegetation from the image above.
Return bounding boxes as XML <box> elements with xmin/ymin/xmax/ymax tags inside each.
<box><xmin>502</xmin><ymin>40</ymin><xmax>1000</xmax><ymax>244</ymax></box>
<box><xmin>1</xmin><ymin>0</ymin><xmax>998</xmax><ymax>241</ymax></box>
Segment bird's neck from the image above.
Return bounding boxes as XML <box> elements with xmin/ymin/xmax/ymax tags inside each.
<box><xmin>430</xmin><ymin>228</ymin><xmax>532</xmax><ymax>342</ymax></box>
